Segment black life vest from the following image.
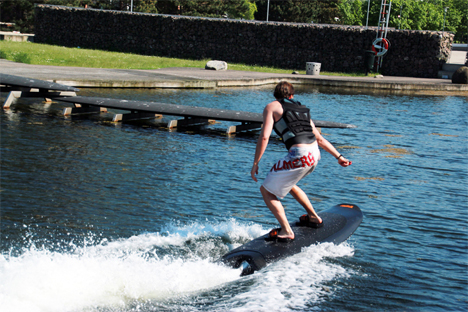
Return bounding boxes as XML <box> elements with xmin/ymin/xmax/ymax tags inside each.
<box><xmin>273</xmin><ymin>98</ymin><xmax>316</xmax><ymax>150</ymax></box>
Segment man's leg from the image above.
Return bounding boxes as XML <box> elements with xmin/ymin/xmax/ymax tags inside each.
<box><xmin>289</xmin><ymin>185</ymin><xmax>322</xmax><ymax>223</ymax></box>
<box><xmin>260</xmin><ymin>186</ymin><xmax>294</xmax><ymax>238</ymax></box>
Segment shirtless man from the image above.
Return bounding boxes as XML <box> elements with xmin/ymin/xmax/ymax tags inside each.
<box><xmin>251</xmin><ymin>81</ymin><xmax>351</xmax><ymax>242</ymax></box>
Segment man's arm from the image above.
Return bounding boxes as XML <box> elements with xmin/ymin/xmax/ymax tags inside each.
<box><xmin>251</xmin><ymin>102</ymin><xmax>276</xmax><ymax>182</ymax></box>
<box><xmin>311</xmin><ymin>120</ymin><xmax>351</xmax><ymax>167</ymax></box>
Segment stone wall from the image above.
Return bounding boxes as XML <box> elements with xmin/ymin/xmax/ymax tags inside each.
<box><xmin>34</xmin><ymin>4</ymin><xmax>454</xmax><ymax>78</ymax></box>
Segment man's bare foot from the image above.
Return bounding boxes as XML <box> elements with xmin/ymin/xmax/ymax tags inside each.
<box><xmin>296</xmin><ymin>214</ymin><xmax>324</xmax><ymax>228</ymax></box>
<box><xmin>265</xmin><ymin>228</ymin><xmax>295</xmax><ymax>242</ymax></box>
<box><xmin>308</xmin><ymin>215</ymin><xmax>322</xmax><ymax>224</ymax></box>
<box><xmin>278</xmin><ymin>229</ymin><xmax>295</xmax><ymax>239</ymax></box>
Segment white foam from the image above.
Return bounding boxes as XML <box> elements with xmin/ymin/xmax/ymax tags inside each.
<box><xmin>228</xmin><ymin>243</ymin><xmax>355</xmax><ymax>312</ymax></box>
<box><xmin>0</xmin><ymin>220</ymin><xmax>260</xmax><ymax>312</ymax></box>
<box><xmin>0</xmin><ymin>220</ymin><xmax>354</xmax><ymax>312</ymax></box>
<box><xmin>0</xmin><ymin>248</ymin><xmax>240</xmax><ymax>312</ymax></box>
<box><xmin>161</xmin><ymin>217</ymin><xmax>267</xmax><ymax>242</ymax></box>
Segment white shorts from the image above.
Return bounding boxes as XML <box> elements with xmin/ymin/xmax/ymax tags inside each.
<box><xmin>262</xmin><ymin>143</ymin><xmax>320</xmax><ymax>199</ymax></box>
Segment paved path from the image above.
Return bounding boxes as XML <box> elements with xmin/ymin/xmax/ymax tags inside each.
<box><xmin>0</xmin><ymin>59</ymin><xmax>466</xmax><ymax>95</ymax></box>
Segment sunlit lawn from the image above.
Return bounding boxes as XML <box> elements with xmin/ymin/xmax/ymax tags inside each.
<box><xmin>0</xmin><ymin>41</ymin><xmax>366</xmax><ymax>76</ymax></box>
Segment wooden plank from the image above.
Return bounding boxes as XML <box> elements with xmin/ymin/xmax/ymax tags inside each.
<box><xmin>55</xmin><ymin>96</ymin><xmax>262</xmax><ymax>123</ymax></box>
<box><xmin>3</xmin><ymin>91</ymin><xmax>22</xmax><ymax>108</ymax></box>
<box><xmin>54</xmin><ymin>96</ymin><xmax>357</xmax><ymax>129</ymax></box>
<box><xmin>227</xmin><ymin>122</ymin><xmax>262</xmax><ymax>134</ymax></box>
<box><xmin>0</xmin><ymin>73</ymin><xmax>80</xmax><ymax>92</ymax></box>
<box><xmin>63</xmin><ymin>105</ymin><xmax>107</xmax><ymax>115</ymax></box>
<box><xmin>167</xmin><ymin>117</ymin><xmax>216</xmax><ymax>128</ymax></box>
<box><xmin>2</xmin><ymin>89</ymin><xmax>77</xmax><ymax>108</ymax></box>
<box><xmin>113</xmin><ymin>112</ymin><xmax>162</xmax><ymax>122</ymax></box>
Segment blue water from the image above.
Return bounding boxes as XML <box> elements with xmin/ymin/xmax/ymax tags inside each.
<box><xmin>1</xmin><ymin>86</ymin><xmax>467</xmax><ymax>312</ymax></box>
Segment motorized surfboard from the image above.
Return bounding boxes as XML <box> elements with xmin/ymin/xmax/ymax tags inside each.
<box><xmin>221</xmin><ymin>204</ymin><xmax>363</xmax><ymax>276</ymax></box>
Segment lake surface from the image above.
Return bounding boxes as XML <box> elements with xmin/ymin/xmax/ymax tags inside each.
<box><xmin>1</xmin><ymin>85</ymin><xmax>467</xmax><ymax>312</ymax></box>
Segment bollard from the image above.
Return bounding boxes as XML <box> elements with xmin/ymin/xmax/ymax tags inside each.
<box><xmin>364</xmin><ymin>50</ymin><xmax>375</xmax><ymax>75</ymax></box>
<box><xmin>306</xmin><ymin>62</ymin><xmax>321</xmax><ymax>75</ymax></box>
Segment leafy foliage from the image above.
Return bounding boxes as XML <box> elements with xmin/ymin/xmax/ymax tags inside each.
<box><xmin>336</xmin><ymin>0</ymin><xmax>466</xmax><ymax>42</ymax></box>
<box><xmin>337</xmin><ymin>0</ymin><xmax>364</xmax><ymax>26</ymax></box>
<box><xmin>0</xmin><ymin>0</ymin><xmax>466</xmax><ymax>41</ymax></box>
<box><xmin>0</xmin><ymin>0</ymin><xmax>95</xmax><ymax>32</ymax></box>
<box><xmin>96</xmin><ymin>0</ymin><xmax>257</xmax><ymax>19</ymax></box>
<box><xmin>253</xmin><ymin>0</ymin><xmax>343</xmax><ymax>24</ymax></box>
<box><xmin>169</xmin><ymin>0</ymin><xmax>257</xmax><ymax>19</ymax></box>
<box><xmin>386</xmin><ymin>0</ymin><xmax>465</xmax><ymax>41</ymax></box>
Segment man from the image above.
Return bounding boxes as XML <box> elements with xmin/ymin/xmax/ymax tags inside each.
<box><xmin>251</xmin><ymin>81</ymin><xmax>351</xmax><ymax>242</ymax></box>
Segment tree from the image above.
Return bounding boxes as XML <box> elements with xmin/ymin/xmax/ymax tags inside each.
<box><xmin>0</xmin><ymin>0</ymin><xmax>35</xmax><ymax>33</ymax></box>
<box><xmin>337</xmin><ymin>0</ymin><xmax>365</xmax><ymax>25</ymax></box>
<box><xmin>317</xmin><ymin>0</ymin><xmax>341</xmax><ymax>23</ymax></box>
<box><xmin>230</xmin><ymin>0</ymin><xmax>257</xmax><ymax>19</ymax></box>
<box><xmin>0</xmin><ymin>0</ymin><xmax>94</xmax><ymax>33</ymax></box>
<box><xmin>365</xmin><ymin>0</ymin><xmax>466</xmax><ymax>37</ymax></box>
<box><xmin>174</xmin><ymin>0</ymin><xmax>257</xmax><ymax>19</ymax></box>
<box><xmin>134</xmin><ymin>0</ymin><xmax>159</xmax><ymax>13</ymax></box>
<box><xmin>255</xmin><ymin>0</ymin><xmax>332</xmax><ymax>24</ymax></box>
<box><xmin>0</xmin><ymin>0</ymin><xmax>99</xmax><ymax>33</ymax></box>
<box><xmin>1</xmin><ymin>0</ymin><xmax>465</xmax><ymax>41</ymax></box>
<box><xmin>447</xmin><ymin>0</ymin><xmax>468</xmax><ymax>42</ymax></box>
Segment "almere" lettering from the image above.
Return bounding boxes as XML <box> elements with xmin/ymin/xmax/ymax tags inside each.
<box><xmin>271</xmin><ymin>152</ymin><xmax>316</xmax><ymax>172</ymax></box>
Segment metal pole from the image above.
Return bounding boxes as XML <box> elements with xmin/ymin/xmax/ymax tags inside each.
<box><xmin>443</xmin><ymin>7</ymin><xmax>448</xmax><ymax>32</ymax></box>
<box><xmin>267</xmin><ymin>0</ymin><xmax>270</xmax><ymax>21</ymax></box>
<box><xmin>366</xmin><ymin>0</ymin><xmax>370</xmax><ymax>29</ymax></box>
<box><xmin>131</xmin><ymin>0</ymin><xmax>133</xmax><ymax>12</ymax></box>
<box><xmin>384</xmin><ymin>1</ymin><xmax>392</xmax><ymax>38</ymax></box>
<box><xmin>398</xmin><ymin>4</ymin><xmax>402</xmax><ymax>29</ymax></box>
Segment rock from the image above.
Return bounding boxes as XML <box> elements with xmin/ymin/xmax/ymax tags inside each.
<box><xmin>452</xmin><ymin>66</ymin><xmax>468</xmax><ymax>84</ymax></box>
<box><xmin>292</xmin><ymin>71</ymin><xmax>299</xmax><ymax>74</ymax></box>
<box><xmin>374</xmin><ymin>75</ymin><xmax>384</xmax><ymax>78</ymax></box>
<box><xmin>205</xmin><ymin>60</ymin><xmax>228</xmax><ymax>71</ymax></box>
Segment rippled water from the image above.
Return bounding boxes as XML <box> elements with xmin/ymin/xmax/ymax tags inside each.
<box><xmin>1</xmin><ymin>86</ymin><xmax>467</xmax><ymax>312</ymax></box>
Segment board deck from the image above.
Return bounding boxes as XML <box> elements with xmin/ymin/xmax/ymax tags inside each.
<box><xmin>221</xmin><ymin>204</ymin><xmax>363</xmax><ymax>275</ymax></box>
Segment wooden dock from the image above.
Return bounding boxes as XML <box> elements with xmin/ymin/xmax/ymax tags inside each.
<box><xmin>54</xmin><ymin>95</ymin><xmax>356</xmax><ymax>133</ymax></box>
<box><xmin>1</xmin><ymin>73</ymin><xmax>356</xmax><ymax>133</ymax></box>
<box><xmin>0</xmin><ymin>31</ymin><xmax>35</xmax><ymax>42</ymax></box>
<box><xmin>1</xmin><ymin>73</ymin><xmax>79</xmax><ymax>108</ymax></box>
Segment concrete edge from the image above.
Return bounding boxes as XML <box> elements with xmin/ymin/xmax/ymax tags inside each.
<box><xmin>50</xmin><ymin>77</ymin><xmax>468</xmax><ymax>94</ymax></box>
<box><xmin>53</xmin><ymin>79</ymin><xmax>218</xmax><ymax>89</ymax></box>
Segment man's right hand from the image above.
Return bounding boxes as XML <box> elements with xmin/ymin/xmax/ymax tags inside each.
<box><xmin>251</xmin><ymin>164</ymin><xmax>259</xmax><ymax>182</ymax></box>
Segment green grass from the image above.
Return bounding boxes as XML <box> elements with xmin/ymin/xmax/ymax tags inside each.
<box><xmin>0</xmin><ymin>41</ymin><xmax>366</xmax><ymax>76</ymax></box>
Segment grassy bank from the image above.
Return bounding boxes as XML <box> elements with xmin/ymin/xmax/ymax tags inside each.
<box><xmin>0</xmin><ymin>41</ymin><xmax>366</xmax><ymax>76</ymax></box>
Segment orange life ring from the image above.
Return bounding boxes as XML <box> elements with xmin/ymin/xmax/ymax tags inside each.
<box><xmin>372</xmin><ymin>38</ymin><xmax>389</xmax><ymax>56</ymax></box>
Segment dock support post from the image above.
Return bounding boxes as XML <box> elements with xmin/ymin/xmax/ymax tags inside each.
<box><xmin>3</xmin><ymin>91</ymin><xmax>22</xmax><ymax>108</ymax></box>
<box><xmin>227</xmin><ymin>122</ymin><xmax>262</xmax><ymax>134</ymax></box>
<box><xmin>113</xmin><ymin>111</ymin><xmax>163</xmax><ymax>122</ymax></box>
<box><xmin>168</xmin><ymin>117</ymin><xmax>216</xmax><ymax>129</ymax></box>
<box><xmin>2</xmin><ymin>90</ymin><xmax>77</xmax><ymax>108</ymax></box>
<box><xmin>63</xmin><ymin>104</ymin><xmax>107</xmax><ymax>116</ymax></box>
